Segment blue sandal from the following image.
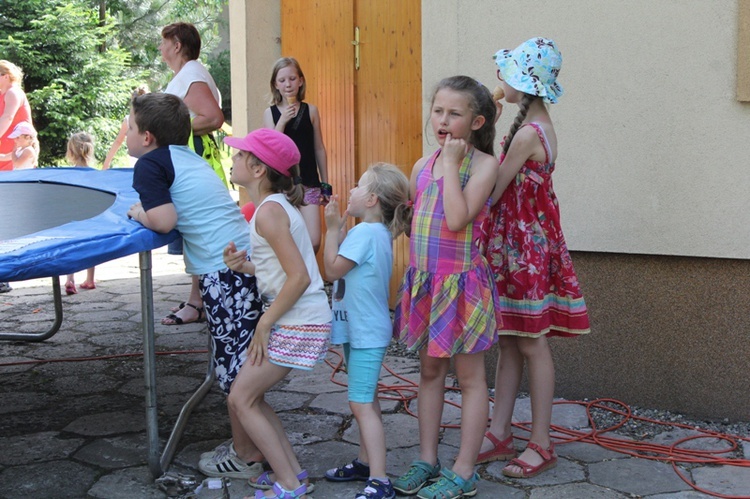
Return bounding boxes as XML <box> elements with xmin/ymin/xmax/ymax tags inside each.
<box><xmin>249</xmin><ymin>470</ymin><xmax>313</xmax><ymax>493</ymax></box>
<box><xmin>416</xmin><ymin>468</ymin><xmax>479</xmax><ymax>499</ymax></box>
<box><xmin>253</xmin><ymin>481</ymin><xmax>306</xmax><ymax>499</ymax></box>
<box><xmin>392</xmin><ymin>459</ymin><xmax>441</xmax><ymax>495</ymax></box>
<box><xmin>325</xmin><ymin>458</ymin><xmax>370</xmax><ymax>482</ymax></box>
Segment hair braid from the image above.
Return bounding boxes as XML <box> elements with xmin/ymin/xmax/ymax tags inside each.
<box><xmin>502</xmin><ymin>93</ymin><xmax>535</xmax><ymax>155</ymax></box>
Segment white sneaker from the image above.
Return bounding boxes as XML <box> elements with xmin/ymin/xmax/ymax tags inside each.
<box><xmin>198</xmin><ymin>443</ymin><xmax>263</xmax><ymax>479</ymax></box>
<box><xmin>199</xmin><ymin>438</ymin><xmax>233</xmax><ymax>464</ymax></box>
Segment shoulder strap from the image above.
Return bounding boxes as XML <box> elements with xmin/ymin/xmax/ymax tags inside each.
<box><xmin>288</xmin><ymin>102</ymin><xmax>308</xmax><ymax>132</ymax></box>
<box><xmin>526</xmin><ymin>123</ymin><xmax>552</xmax><ymax>163</ymax></box>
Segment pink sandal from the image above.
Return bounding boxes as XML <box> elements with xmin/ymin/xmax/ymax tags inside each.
<box><xmin>476</xmin><ymin>431</ymin><xmax>517</xmax><ymax>464</ymax></box>
<box><xmin>502</xmin><ymin>441</ymin><xmax>557</xmax><ymax>478</ymax></box>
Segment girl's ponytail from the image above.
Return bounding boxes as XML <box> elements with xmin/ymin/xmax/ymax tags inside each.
<box><xmin>266</xmin><ymin>162</ymin><xmax>306</xmax><ymax>207</ymax></box>
<box><xmin>366</xmin><ymin>162</ymin><xmax>411</xmax><ymax>238</ymax></box>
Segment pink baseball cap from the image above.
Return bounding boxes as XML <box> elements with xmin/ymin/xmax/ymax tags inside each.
<box><xmin>8</xmin><ymin>121</ymin><xmax>36</xmax><ymax>138</ymax></box>
<box><xmin>223</xmin><ymin>128</ymin><xmax>300</xmax><ymax>177</ymax></box>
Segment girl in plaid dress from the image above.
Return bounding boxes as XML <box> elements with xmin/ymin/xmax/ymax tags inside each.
<box><xmin>391</xmin><ymin>76</ymin><xmax>502</xmax><ymax>499</ymax></box>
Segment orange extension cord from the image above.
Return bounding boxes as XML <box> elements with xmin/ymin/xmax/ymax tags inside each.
<box><xmin>3</xmin><ymin>349</ymin><xmax>749</xmax><ymax>498</ymax></box>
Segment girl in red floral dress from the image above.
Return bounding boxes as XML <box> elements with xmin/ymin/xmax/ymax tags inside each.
<box><xmin>479</xmin><ymin>38</ymin><xmax>591</xmax><ymax>479</ymax></box>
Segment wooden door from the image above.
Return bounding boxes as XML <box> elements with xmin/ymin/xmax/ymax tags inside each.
<box><xmin>281</xmin><ymin>0</ymin><xmax>422</xmax><ymax>303</ymax></box>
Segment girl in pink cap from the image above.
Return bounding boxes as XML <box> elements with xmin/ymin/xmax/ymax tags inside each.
<box><xmin>0</xmin><ymin>121</ymin><xmax>38</xmax><ymax>170</ymax></box>
<box><xmin>478</xmin><ymin>37</ymin><xmax>590</xmax><ymax>478</ymax></box>
<box><xmin>223</xmin><ymin>128</ymin><xmax>332</xmax><ymax>499</ymax></box>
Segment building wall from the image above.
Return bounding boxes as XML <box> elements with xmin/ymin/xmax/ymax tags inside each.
<box><xmin>422</xmin><ymin>0</ymin><xmax>750</xmax><ymax>258</ymax></box>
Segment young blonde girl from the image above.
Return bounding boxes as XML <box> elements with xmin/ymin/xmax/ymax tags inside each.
<box><xmin>262</xmin><ymin>57</ymin><xmax>330</xmax><ymax>253</ymax></box>
<box><xmin>323</xmin><ymin>163</ymin><xmax>411</xmax><ymax>499</ymax></box>
<box><xmin>223</xmin><ymin>128</ymin><xmax>332</xmax><ymax>499</ymax></box>
<box><xmin>392</xmin><ymin>76</ymin><xmax>501</xmax><ymax>499</ymax></box>
<box><xmin>478</xmin><ymin>38</ymin><xmax>590</xmax><ymax>478</ymax></box>
<box><xmin>0</xmin><ymin>121</ymin><xmax>38</xmax><ymax>170</ymax></box>
<box><xmin>64</xmin><ymin>132</ymin><xmax>97</xmax><ymax>294</ymax></box>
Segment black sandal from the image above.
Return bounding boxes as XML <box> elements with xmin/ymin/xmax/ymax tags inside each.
<box><xmin>161</xmin><ymin>302</ymin><xmax>204</xmax><ymax>325</ymax></box>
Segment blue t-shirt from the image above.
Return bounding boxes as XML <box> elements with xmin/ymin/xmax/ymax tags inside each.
<box><xmin>331</xmin><ymin>222</ymin><xmax>393</xmax><ymax>348</ymax></box>
<box><xmin>132</xmin><ymin>145</ymin><xmax>249</xmax><ymax>275</ymax></box>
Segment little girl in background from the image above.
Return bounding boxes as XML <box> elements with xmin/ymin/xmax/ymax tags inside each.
<box><xmin>223</xmin><ymin>128</ymin><xmax>332</xmax><ymax>499</ymax></box>
<box><xmin>478</xmin><ymin>38</ymin><xmax>590</xmax><ymax>478</ymax></box>
<box><xmin>392</xmin><ymin>76</ymin><xmax>501</xmax><ymax>499</ymax></box>
<box><xmin>322</xmin><ymin>163</ymin><xmax>411</xmax><ymax>499</ymax></box>
<box><xmin>0</xmin><ymin>121</ymin><xmax>38</xmax><ymax>170</ymax></box>
<box><xmin>63</xmin><ymin>132</ymin><xmax>98</xmax><ymax>294</ymax></box>
<box><xmin>263</xmin><ymin>57</ymin><xmax>330</xmax><ymax>253</ymax></box>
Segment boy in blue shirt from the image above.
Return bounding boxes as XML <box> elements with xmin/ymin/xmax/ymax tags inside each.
<box><xmin>126</xmin><ymin>92</ymin><xmax>264</xmax><ymax>480</ymax></box>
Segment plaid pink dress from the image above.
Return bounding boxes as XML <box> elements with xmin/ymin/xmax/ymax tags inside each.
<box><xmin>393</xmin><ymin>149</ymin><xmax>501</xmax><ymax>358</ymax></box>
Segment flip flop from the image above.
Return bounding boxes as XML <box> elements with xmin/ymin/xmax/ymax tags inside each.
<box><xmin>65</xmin><ymin>282</ymin><xmax>77</xmax><ymax>295</ymax></box>
<box><xmin>161</xmin><ymin>302</ymin><xmax>204</xmax><ymax>325</ymax></box>
<box><xmin>80</xmin><ymin>282</ymin><xmax>96</xmax><ymax>290</ymax></box>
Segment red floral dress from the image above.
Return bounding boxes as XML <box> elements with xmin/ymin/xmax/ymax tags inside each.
<box><xmin>481</xmin><ymin>123</ymin><xmax>590</xmax><ymax>337</ymax></box>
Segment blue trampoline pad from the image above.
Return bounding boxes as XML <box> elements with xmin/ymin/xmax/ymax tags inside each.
<box><xmin>0</xmin><ymin>183</ymin><xmax>115</xmax><ymax>240</ymax></box>
<box><xmin>0</xmin><ymin>168</ymin><xmax>177</xmax><ymax>281</ymax></box>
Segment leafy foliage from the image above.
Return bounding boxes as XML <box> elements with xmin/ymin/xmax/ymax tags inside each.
<box><xmin>0</xmin><ymin>0</ymin><xmax>228</xmax><ymax>165</ymax></box>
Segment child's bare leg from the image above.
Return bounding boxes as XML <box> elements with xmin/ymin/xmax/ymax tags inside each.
<box><xmin>481</xmin><ymin>336</ymin><xmax>523</xmax><ymax>454</ymax></box>
<box><xmin>228</xmin><ymin>406</ymin><xmax>263</xmax><ymax>462</ymax></box>
<box><xmin>417</xmin><ymin>351</ymin><xmax>450</xmax><ymax>465</ymax></box>
<box><xmin>451</xmin><ymin>352</ymin><xmax>488</xmax><ymax>479</ymax></box>
<box><xmin>227</xmin><ymin>360</ymin><xmax>302</xmax><ymax>494</ymax></box>
<box><xmin>350</xmin><ymin>399</ymin><xmax>386</xmax><ymax>477</ymax></box>
<box><xmin>82</xmin><ymin>267</ymin><xmax>95</xmax><ymax>287</ymax></box>
<box><xmin>505</xmin><ymin>335</ymin><xmax>555</xmax><ymax>472</ymax></box>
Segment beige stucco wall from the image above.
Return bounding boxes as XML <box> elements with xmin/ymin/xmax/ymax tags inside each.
<box><xmin>422</xmin><ymin>0</ymin><xmax>750</xmax><ymax>259</ymax></box>
<box><xmin>227</xmin><ymin>0</ymin><xmax>281</xmax><ymax>138</ymax></box>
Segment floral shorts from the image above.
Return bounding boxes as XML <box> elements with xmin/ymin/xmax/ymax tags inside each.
<box><xmin>199</xmin><ymin>268</ymin><xmax>263</xmax><ymax>393</ymax></box>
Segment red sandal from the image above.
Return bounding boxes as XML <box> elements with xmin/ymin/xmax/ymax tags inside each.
<box><xmin>476</xmin><ymin>431</ymin><xmax>517</xmax><ymax>464</ymax></box>
<box><xmin>501</xmin><ymin>442</ymin><xmax>557</xmax><ymax>478</ymax></box>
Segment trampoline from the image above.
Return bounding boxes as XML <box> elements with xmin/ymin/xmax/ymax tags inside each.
<box><xmin>0</xmin><ymin>167</ymin><xmax>211</xmax><ymax>476</ymax></box>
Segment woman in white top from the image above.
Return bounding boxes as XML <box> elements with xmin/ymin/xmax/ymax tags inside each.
<box><xmin>158</xmin><ymin>22</ymin><xmax>226</xmax><ymax>326</ymax></box>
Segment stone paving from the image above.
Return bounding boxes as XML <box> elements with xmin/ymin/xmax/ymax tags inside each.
<box><xmin>1</xmin><ymin>248</ymin><xmax>749</xmax><ymax>498</ymax></box>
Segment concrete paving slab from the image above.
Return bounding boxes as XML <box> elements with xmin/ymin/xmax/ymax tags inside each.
<box><xmin>0</xmin><ymin>460</ymin><xmax>98</xmax><ymax>499</ymax></box>
<box><xmin>588</xmin><ymin>458</ymin><xmax>693</xmax><ymax>495</ymax></box>
<box><xmin>529</xmin><ymin>482</ymin><xmax>629</xmax><ymax>498</ymax></box>
<box><xmin>692</xmin><ymin>464</ymin><xmax>750</xmax><ymax>496</ymax></box>
<box><xmin>486</xmin><ymin>456</ymin><xmax>586</xmax><ymax>486</ymax></box>
<box><xmin>0</xmin><ymin>432</ymin><xmax>84</xmax><ymax>466</ymax></box>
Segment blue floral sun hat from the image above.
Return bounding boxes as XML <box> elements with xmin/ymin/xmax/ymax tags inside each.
<box><xmin>494</xmin><ymin>37</ymin><xmax>564</xmax><ymax>103</ymax></box>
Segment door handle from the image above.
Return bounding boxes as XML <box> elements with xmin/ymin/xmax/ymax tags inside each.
<box><xmin>352</xmin><ymin>26</ymin><xmax>360</xmax><ymax>70</ymax></box>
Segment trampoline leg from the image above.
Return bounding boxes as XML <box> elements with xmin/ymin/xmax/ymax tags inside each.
<box><xmin>159</xmin><ymin>330</ymin><xmax>216</xmax><ymax>472</ymax></box>
<box><xmin>0</xmin><ymin>277</ymin><xmax>64</xmax><ymax>342</ymax></box>
<box><xmin>139</xmin><ymin>250</ymin><xmax>162</xmax><ymax>478</ymax></box>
